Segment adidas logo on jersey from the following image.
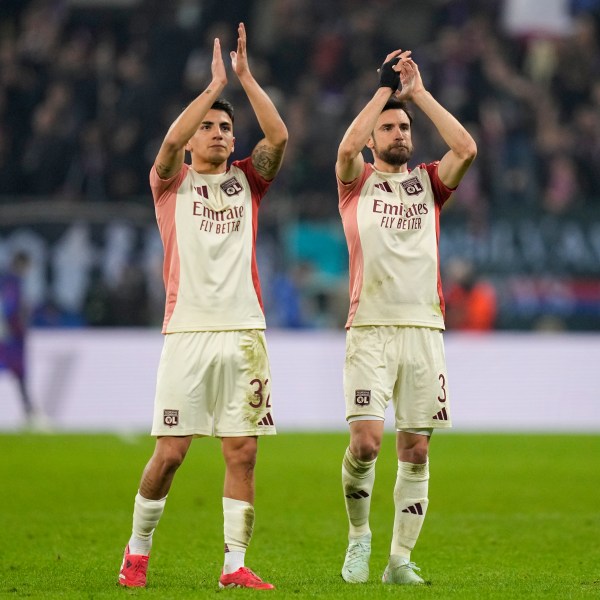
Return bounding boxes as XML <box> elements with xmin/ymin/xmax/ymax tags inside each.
<box><xmin>375</xmin><ymin>181</ymin><xmax>393</xmax><ymax>193</ymax></box>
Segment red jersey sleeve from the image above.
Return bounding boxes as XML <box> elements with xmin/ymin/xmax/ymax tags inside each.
<box><xmin>422</xmin><ymin>161</ymin><xmax>456</xmax><ymax>207</ymax></box>
<box><xmin>150</xmin><ymin>163</ymin><xmax>189</xmax><ymax>206</ymax></box>
<box><xmin>337</xmin><ymin>163</ymin><xmax>372</xmax><ymax>209</ymax></box>
<box><xmin>232</xmin><ymin>157</ymin><xmax>271</xmax><ymax>204</ymax></box>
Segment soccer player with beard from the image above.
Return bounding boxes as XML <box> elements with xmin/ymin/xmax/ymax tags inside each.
<box><xmin>336</xmin><ymin>50</ymin><xmax>477</xmax><ymax>585</ymax></box>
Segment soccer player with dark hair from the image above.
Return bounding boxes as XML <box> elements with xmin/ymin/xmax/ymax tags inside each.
<box><xmin>117</xmin><ymin>23</ymin><xmax>287</xmax><ymax>590</ymax></box>
<box><xmin>336</xmin><ymin>49</ymin><xmax>477</xmax><ymax>584</ymax></box>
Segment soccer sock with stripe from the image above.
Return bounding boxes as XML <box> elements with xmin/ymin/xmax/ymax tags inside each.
<box><xmin>342</xmin><ymin>447</ymin><xmax>376</xmax><ymax>539</ymax></box>
<box><xmin>128</xmin><ymin>492</ymin><xmax>167</xmax><ymax>556</ymax></box>
<box><xmin>223</xmin><ymin>497</ymin><xmax>255</xmax><ymax>574</ymax></box>
<box><xmin>390</xmin><ymin>460</ymin><xmax>429</xmax><ymax>558</ymax></box>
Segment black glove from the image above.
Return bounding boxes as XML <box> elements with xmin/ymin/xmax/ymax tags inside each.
<box><xmin>378</xmin><ymin>56</ymin><xmax>401</xmax><ymax>92</ymax></box>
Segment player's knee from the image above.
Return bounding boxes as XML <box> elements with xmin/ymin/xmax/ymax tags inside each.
<box><xmin>235</xmin><ymin>451</ymin><xmax>257</xmax><ymax>472</ymax></box>
<box><xmin>155</xmin><ymin>444</ymin><xmax>187</xmax><ymax>473</ymax></box>
<box><xmin>399</xmin><ymin>444</ymin><xmax>428</xmax><ymax>464</ymax></box>
<box><xmin>351</xmin><ymin>438</ymin><xmax>381</xmax><ymax>462</ymax></box>
<box><xmin>223</xmin><ymin>439</ymin><xmax>257</xmax><ymax>471</ymax></box>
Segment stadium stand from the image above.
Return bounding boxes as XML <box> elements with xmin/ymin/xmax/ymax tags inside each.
<box><xmin>1</xmin><ymin>0</ymin><xmax>599</xmax><ymax>329</ymax></box>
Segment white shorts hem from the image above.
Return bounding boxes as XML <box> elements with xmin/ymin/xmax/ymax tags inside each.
<box><xmin>216</xmin><ymin>429</ymin><xmax>277</xmax><ymax>438</ymax></box>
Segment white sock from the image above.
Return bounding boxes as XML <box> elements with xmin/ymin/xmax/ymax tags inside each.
<box><xmin>391</xmin><ymin>460</ymin><xmax>429</xmax><ymax>559</ymax></box>
<box><xmin>223</xmin><ymin>497</ymin><xmax>254</xmax><ymax>574</ymax></box>
<box><xmin>223</xmin><ymin>550</ymin><xmax>245</xmax><ymax>574</ymax></box>
<box><xmin>128</xmin><ymin>492</ymin><xmax>167</xmax><ymax>556</ymax></box>
<box><xmin>342</xmin><ymin>447</ymin><xmax>376</xmax><ymax>539</ymax></box>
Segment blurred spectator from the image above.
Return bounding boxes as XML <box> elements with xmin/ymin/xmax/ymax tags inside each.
<box><xmin>552</xmin><ymin>13</ymin><xmax>600</xmax><ymax>119</ymax></box>
<box><xmin>108</xmin><ymin>263</ymin><xmax>149</xmax><ymax>327</ymax></box>
<box><xmin>542</xmin><ymin>155</ymin><xmax>582</xmax><ymax>213</ymax></box>
<box><xmin>268</xmin><ymin>264</ymin><xmax>310</xmax><ymax>329</ymax></box>
<box><xmin>51</xmin><ymin>223</ymin><xmax>94</xmax><ymax>316</ymax></box>
<box><xmin>20</xmin><ymin>102</ymin><xmax>76</xmax><ymax>194</ymax></box>
<box><xmin>0</xmin><ymin>251</ymin><xmax>48</xmax><ymax>428</ymax></box>
<box><xmin>444</xmin><ymin>259</ymin><xmax>498</xmax><ymax>331</ymax></box>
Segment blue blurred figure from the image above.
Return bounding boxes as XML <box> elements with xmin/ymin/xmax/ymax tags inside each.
<box><xmin>0</xmin><ymin>251</ymin><xmax>45</xmax><ymax>428</ymax></box>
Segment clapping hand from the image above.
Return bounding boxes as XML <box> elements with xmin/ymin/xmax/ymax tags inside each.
<box><xmin>230</xmin><ymin>22</ymin><xmax>250</xmax><ymax>79</ymax></box>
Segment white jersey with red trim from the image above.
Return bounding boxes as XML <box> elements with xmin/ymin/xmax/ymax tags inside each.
<box><xmin>151</xmin><ymin>158</ymin><xmax>270</xmax><ymax>333</ymax></box>
<box><xmin>338</xmin><ymin>162</ymin><xmax>455</xmax><ymax>329</ymax></box>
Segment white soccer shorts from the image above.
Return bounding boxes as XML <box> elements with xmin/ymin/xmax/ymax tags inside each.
<box><xmin>152</xmin><ymin>330</ymin><xmax>276</xmax><ymax>437</ymax></box>
<box><xmin>344</xmin><ymin>325</ymin><xmax>451</xmax><ymax>430</ymax></box>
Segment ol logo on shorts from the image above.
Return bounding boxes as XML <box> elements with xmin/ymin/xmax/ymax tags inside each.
<box><xmin>163</xmin><ymin>409</ymin><xmax>179</xmax><ymax>427</ymax></box>
<box><xmin>355</xmin><ymin>389</ymin><xmax>371</xmax><ymax>406</ymax></box>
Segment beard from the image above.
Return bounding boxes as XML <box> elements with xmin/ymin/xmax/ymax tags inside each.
<box><xmin>374</xmin><ymin>143</ymin><xmax>413</xmax><ymax>167</ymax></box>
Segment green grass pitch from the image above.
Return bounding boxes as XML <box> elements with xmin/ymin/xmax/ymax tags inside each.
<box><xmin>1</xmin><ymin>432</ymin><xmax>599</xmax><ymax>599</ymax></box>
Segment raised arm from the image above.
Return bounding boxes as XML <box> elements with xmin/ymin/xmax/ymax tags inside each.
<box><xmin>230</xmin><ymin>22</ymin><xmax>288</xmax><ymax>180</ymax></box>
<box><xmin>396</xmin><ymin>58</ymin><xmax>477</xmax><ymax>188</ymax></box>
<box><xmin>336</xmin><ymin>87</ymin><xmax>391</xmax><ymax>184</ymax></box>
<box><xmin>336</xmin><ymin>50</ymin><xmax>410</xmax><ymax>183</ymax></box>
<box><xmin>154</xmin><ymin>38</ymin><xmax>227</xmax><ymax>180</ymax></box>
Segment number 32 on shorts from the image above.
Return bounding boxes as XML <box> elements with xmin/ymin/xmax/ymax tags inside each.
<box><xmin>249</xmin><ymin>378</ymin><xmax>271</xmax><ymax>408</ymax></box>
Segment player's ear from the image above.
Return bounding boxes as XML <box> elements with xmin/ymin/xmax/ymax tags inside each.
<box><xmin>366</xmin><ymin>136</ymin><xmax>374</xmax><ymax>150</ymax></box>
<box><xmin>230</xmin><ymin>136</ymin><xmax>235</xmax><ymax>154</ymax></box>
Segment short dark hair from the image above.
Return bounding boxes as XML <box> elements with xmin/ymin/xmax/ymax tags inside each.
<box><xmin>211</xmin><ymin>98</ymin><xmax>234</xmax><ymax>123</ymax></box>
<box><xmin>381</xmin><ymin>97</ymin><xmax>413</xmax><ymax>124</ymax></box>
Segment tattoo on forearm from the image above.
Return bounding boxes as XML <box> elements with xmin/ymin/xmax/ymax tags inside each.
<box><xmin>252</xmin><ymin>143</ymin><xmax>284</xmax><ymax>179</ymax></box>
<box><xmin>155</xmin><ymin>162</ymin><xmax>172</xmax><ymax>179</ymax></box>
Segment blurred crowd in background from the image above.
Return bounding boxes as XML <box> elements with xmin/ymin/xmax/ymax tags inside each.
<box><xmin>1</xmin><ymin>0</ymin><xmax>600</xmax><ymax>332</ymax></box>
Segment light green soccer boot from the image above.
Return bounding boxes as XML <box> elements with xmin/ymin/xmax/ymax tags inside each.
<box><xmin>382</xmin><ymin>555</ymin><xmax>424</xmax><ymax>585</ymax></box>
<box><xmin>341</xmin><ymin>534</ymin><xmax>371</xmax><ymax>583</ymax></box>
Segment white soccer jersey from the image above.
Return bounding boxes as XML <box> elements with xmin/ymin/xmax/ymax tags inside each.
<box><xmin>338</xmin><ymin>162</ymin><xmax>455</xmax><ymax>329</ymax></box>
<box><xmin>151</xmin><ymin>158</ymin><xmax>270</xmax><ymax>333</ymax></box>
